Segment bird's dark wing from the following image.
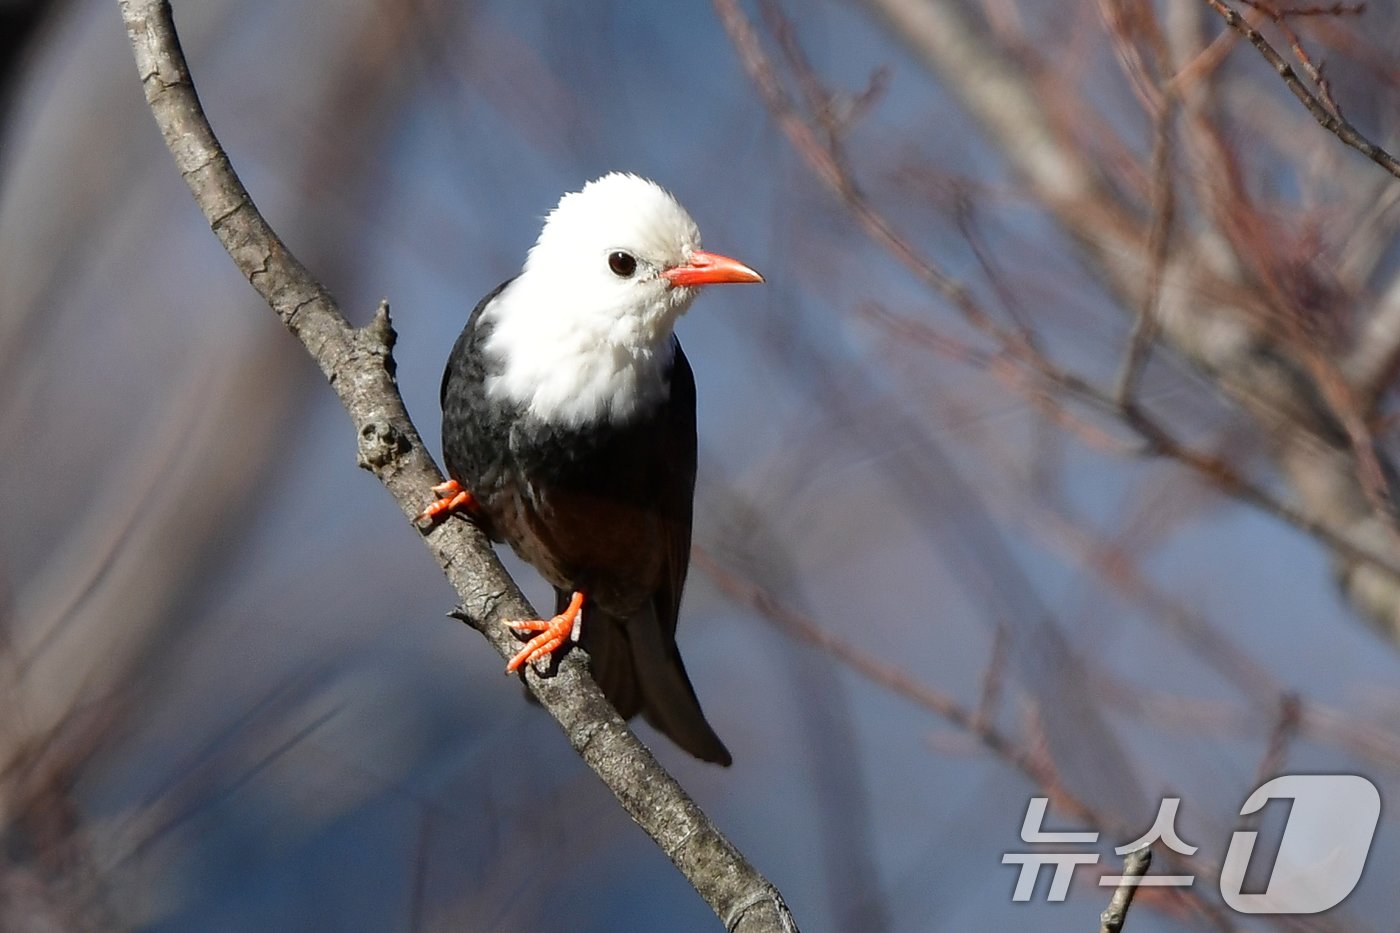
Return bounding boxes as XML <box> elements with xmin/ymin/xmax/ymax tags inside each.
<box><xmin>626</xmin><ymin>342</ymin><xmax>731</xmax><ymax>765</ymax></box>
<box><xmin>439</xmin><ymin>278</ymin><xmax>519</xmax><ymax>544</ymax></box>
<box><xmin>440</xmin><ymin>278</ymin><xmax>514</xmax><ymax>410</ymax></box>
<box><xmin>655</xmin><ymin>339</ymin><xmax>697</xmax><ymax>641</ymax></box>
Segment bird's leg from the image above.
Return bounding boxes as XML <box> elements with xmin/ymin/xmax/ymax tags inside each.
<box><xmin>414</xmin><ymin>479</ymin><xmax>476</xmax><ymax>524</ymax></box>
<box><xmin>504</xmin><ymin>591</ymin><xmax>585</xmax><ymax>673</ymax></box>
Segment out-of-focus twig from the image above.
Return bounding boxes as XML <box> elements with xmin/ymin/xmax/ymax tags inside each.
<box><xmin>1113</xmin><ymin>101</ymin><xmax>1175</xmax><ymax>408</ymax></box>
<box><xmin>721</xmin><ymin>0</ymin><xmax>1400</xmax><ymax>582</ymax></box>
<box><xmin>861</xmin><ymin>301</ymin><xmax>1400</xmax><ymax>581</ymax></box>
<box><xmin>694</xmin><ymin>547</ymin><xmax>1230</xmax><ymax>931</ymax></box>
<box><xmin>724</xmin><ymin>0</ymin><xmax>1400</xmax><ymax>642</ymax></box>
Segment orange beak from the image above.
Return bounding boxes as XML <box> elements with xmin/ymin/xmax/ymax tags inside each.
<box><xmin>662</xmin><ymin>250</ymin><xmax>765</xmax><ymax>287</ymax></box>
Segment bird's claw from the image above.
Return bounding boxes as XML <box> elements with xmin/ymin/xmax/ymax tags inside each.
<box><xmin>415</xmin><ymin>479</ymin><xmax>475</xmax><ymax>525</ymax></box>
<box><xmin>504</xmin><ymin>591</ymin><xmax>585</xmax><ymax>672</ymax></box>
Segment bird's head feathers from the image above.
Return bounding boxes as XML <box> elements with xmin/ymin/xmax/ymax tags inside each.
<box><xmin>481</xmin><ymin>173</ymin><xmax>761</xmax><ymax>425</ymax></box>
<box><xmin>523</xmin><ymin>173</ymin><xmax>705</xmax><ymax>333</ymax></box>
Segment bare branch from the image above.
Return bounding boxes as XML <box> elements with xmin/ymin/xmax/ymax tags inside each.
<box><xmin>116</xmin><ymin>1</ymin><xmax>795</xmax><ymax>928</ymax></box>
<box><xmin>1114</xmin><ymin>101</ymin><xmax>1176</xmax><ymax>408</ymax></box>
<box><xmin>860</xmin><ymin>298</ymin><xmax>1400</xmax><ymax>582</ymax></box>
<box><xmin>1237</xmin><ymin>0</ymin><xmax>1367</xmax><ymax>117</ymax></box>
<box><xmin>732</xmin><ymin>0</ymin><xmax>1400</xmax><ymax>641</ymax></box>
<box><xmin>694</xmin><ymin>548</ymin><xmax>1229</xmax><ymax>930</ymax></box>
<box><xmin>1100</xmin><ymin>847</ymin><xmax>1153</xmax><ymax>933</ymax></box>
<box><xmin>1202</xmin><ymin>0</ymin><xmax>1400</xmax><ymax>179</ymax></box>
<box><xmin>1251</xmin><ymin>693</ymin><xmax>1303</xmax><ymax>787</ymax></box>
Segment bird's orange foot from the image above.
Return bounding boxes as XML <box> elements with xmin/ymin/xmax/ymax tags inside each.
<box><xmin>415</xmin><ymin>480</ymin><xmax>475</xmax><ymax>525</ymax></box>
<box><xmin>505</xmin><ymin>591</ymin><xmax>585</xmax><ymax>673</ymax></box>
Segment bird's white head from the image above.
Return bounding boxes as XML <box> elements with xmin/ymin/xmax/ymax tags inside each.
<box><xmin>481</xmin><ymin>173</ymin><xmax>763</xmax><ymax>425</ymax></box>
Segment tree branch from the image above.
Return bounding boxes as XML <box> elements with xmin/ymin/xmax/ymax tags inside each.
<box><xmin>1202</xmin><ymin>0</ymin><xmax>1400</xmax><ymax>180</ymax></box>
<box><xmin>1100</xmin><ymin>847</ymin><xmax>1152</xmax><ymax>933</ymax></box>
<box><xmin>738</xmin><ymin>0</ymin><xmax>1400</xmax><ymax>643</ymax></box>
<box><xmin>116</xmin><ymin>2</ymin><xmax>795</xmax><ymax>928</ymax></box>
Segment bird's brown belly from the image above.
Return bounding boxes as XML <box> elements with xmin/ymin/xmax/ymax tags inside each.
<box><xmin>482</xmin><ymin>480</ymin><xmax>665</xmax><ymax>617</ymax></box>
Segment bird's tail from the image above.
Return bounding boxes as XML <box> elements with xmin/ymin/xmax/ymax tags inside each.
<box><xmin>567</xmin><ymin>591</ymin><xmax>732</xmax><ymax>766</ymax></box>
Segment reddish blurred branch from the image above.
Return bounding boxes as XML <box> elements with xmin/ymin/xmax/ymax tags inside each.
<box><xmin>693</xmin><ymin>547</ymin><xmax>1230</xmax><ymax>930</ymax></box>
<box><xmin>719</xmin><ymin>0</ymin><xmax>1400</xmax><ymax>643</ymax></box>
<box><xmin>705</xmin><ymin>3</ymin><xmax>1400</xmax><ymax>924</ymax></box>
<box><xmin>117</xmin><ymin>1</ymin><xmax>795</xmax><ymax>929</ymax></box>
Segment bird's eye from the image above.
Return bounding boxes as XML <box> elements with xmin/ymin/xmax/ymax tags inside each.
<box><xmin>608</xmin><ymin>251</ymin><xmax>638</xmax><ymax>278</ymax></box>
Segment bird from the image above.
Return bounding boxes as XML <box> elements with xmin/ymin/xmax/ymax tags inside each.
<box><xmin>419</xmin><ymin>173</ymin><xmax>763</xmax><ymax>765</ymax></box>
